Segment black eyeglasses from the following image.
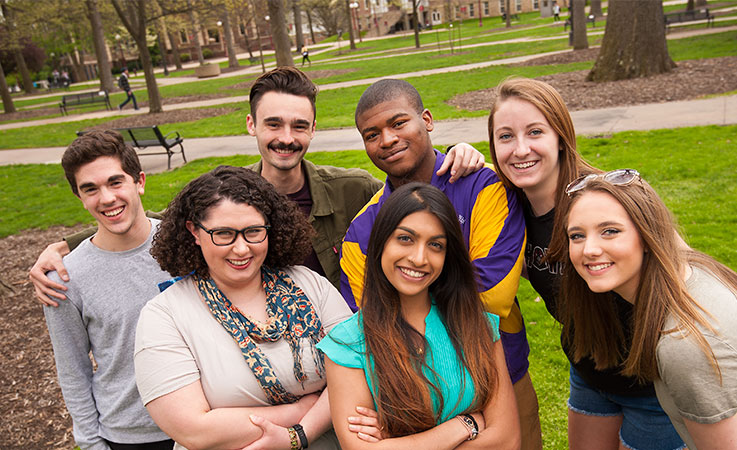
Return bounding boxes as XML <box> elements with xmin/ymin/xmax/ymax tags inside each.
<box><xmin>565</xmin><ymin>169</ymin><xmax>641</xmax><ymax>196</ymax></box>
<box><xmin>195</xmin><ymin>222</ymin><xmax>270</xmax><ymax>246</ymax></box>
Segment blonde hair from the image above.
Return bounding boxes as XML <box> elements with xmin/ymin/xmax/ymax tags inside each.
<box><xmin>548</xmin><ymin>178</ymin><xmax>737</xmax><ymax>382</ymax></box>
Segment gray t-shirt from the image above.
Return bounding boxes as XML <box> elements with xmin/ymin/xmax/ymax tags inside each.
<box><xmin>44</xmin><ymin>219</ymin><xmax>171</xmax><ymax>450</ymax></box>
<box><xmin>655</xmin><ymin>266</ymin><xmax>737</xmax><ymax>449</ymax></box>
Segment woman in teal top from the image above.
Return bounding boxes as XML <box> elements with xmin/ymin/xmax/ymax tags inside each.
<box><xmin>318</xmin><ymin>183</ymin><xmax>520</xmax><ymax>449</ymax></box>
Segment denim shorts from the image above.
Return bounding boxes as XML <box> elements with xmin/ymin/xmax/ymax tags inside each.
<box><xmin>568</xmin><ymin>366</ymin><xmax>685</xmax><ymax>450</ymax></box>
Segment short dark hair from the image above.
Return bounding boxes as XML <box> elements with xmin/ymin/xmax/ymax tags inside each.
<box><xmin>354</xmin><ymin>79</ymin><xmax>424</xmax><ymax>124</ymax></box>
<box><xmin>151</xmin><ymin>165</ymin><xmax>315</xmax><ymax>278</ymax></box>
<box><xmin>61</xmin><ymin>130</ymin><xmax>142</xmax><ymax>196</ymax></box>
<box><xmin>249</xmin><ymin>67</ymin><xmax>318</xmax><ymax>122</ymax></box>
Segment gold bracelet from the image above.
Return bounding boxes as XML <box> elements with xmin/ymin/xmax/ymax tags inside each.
<box><xmin>288</xmin><ymin>426</ymin><xmax>300</xmax><ymax>449</ymax></box>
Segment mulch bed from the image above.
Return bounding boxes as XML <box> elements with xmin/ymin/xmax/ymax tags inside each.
<box><xmin>3</xmin><ymin>53</ymin><xmax>737</xmax><ymax>448</ymax></box>
<box><xmin>448</xmin><ymin>50</ymin><xmax>737</xmax><ymax>112</ymax></box>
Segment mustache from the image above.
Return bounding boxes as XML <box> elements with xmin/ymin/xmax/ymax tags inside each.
<box><xmin>268</xmin><ymin>141</ymin><xmax>303</xmax><ymax>152</ymax></box>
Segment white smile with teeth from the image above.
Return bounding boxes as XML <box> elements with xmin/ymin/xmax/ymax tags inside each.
<box><xmin>587</xmin><ymin>262</ymin><xmax>612</xmax><ymax>271</ymax></box>
<box><xmin>103</xmin><ymin>206</ymin><xmax>124</xmax><ymax>217</ymax></box>
<box><xmin>513</xmin><ymin>161</ymin><xmax>536</xmax><ymax>169</ymax></box>
<box><xmin>228</xmin><ymin>258</ymin><xmax>251</xmax><ymax>266</ymax></box>
<box><xmin>274</xmin><ymin>148</ymin><xmax>295</xmax><ymax>154</ymax></box>
<box><xmin>400</xmin><ymin>267</ymin><xmax>426</xmax><ymax>278</ymax></box>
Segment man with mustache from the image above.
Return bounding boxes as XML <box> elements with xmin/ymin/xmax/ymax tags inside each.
<box><xmin>30</xmin><ymin>67</ymin><xmax>484</xmax><ymax>301</ymax></box>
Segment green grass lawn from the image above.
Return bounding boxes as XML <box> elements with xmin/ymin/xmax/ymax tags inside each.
<box><xmin>2</xmin><ymin>124</ymin><xmax>736</xmax><ymax>448</ymax></box>
<box><xmin>1</xmin><ymin>27</ymin><xmax>733</xmax><ymax>148</ymax></box>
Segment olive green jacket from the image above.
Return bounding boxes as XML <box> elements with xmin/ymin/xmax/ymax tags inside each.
<box><xmin>66</xmin><ymin>160</ymin><xmax>382</xmax><ymax>289</ymax></box>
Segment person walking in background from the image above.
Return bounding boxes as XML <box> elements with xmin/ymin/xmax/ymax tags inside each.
<box><xmin>118</xmin><ymin>67</ymin><xmax>139</xmax><ymax>111</ymax></box>
<box><xmin>301</xmin><ymin>46</ymin><xmax>311</xmax><ymax>67</ymax></box>
<box><xmin>553</xmin><ymin>2</ymin><xmax>561</xmax><ymax>21</ymax></box>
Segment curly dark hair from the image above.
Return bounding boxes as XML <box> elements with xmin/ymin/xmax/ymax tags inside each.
<box><xmin>151</xmin><ymin>165</ymin><xmax>315</xmax><ymax>278</ymax></box>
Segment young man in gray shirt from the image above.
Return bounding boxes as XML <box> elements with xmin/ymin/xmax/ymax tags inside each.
<box><xmin>43</xmin><ymin>130</ymin><xmax>173</xmax><ymax>450</ymax></box>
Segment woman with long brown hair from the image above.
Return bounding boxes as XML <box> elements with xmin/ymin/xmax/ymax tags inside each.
<box><xmin>317</xmin><ymin>182</ymin><xmax>520</xmax><ymax>449</ymax></box>
<box><xmin>549</xmin><ymin>171</ymin><xmax>737</xmax><ymax>449</ymax></box>
<box><xmin>488</xmin><ymin>77</ymin><xmax>685</xmax><ymax>450</ymax></box>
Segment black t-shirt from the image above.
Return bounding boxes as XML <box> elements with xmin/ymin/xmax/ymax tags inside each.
<box><xmin>287</xmin><ymin>178</ymin><xmax>325</xmax><ymax>278</ymax></box>
<box><xmin>522</xmin><ymin>199</ymin><xmax>654</xmax><ymax>397</ymax></box>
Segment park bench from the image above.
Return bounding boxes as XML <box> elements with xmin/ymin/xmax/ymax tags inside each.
<box><xmin>76</xmin><ymin>126</ymin><xmax>186</xmax><ymax>170</ymax></box>
<box><xmin>116</xmin><ymin>126</ymin><xmax>186</xmax><ymax>170</ymax></box>
<box><xmin>59</xmin><ymin>90</ymin><xmax>112</xmax><ymax>116</ymax></box>
<box><xmin>501</xmin><ymin>12</ymin><xmax>520</xmax><ymax>21</ymax></box>
<box><xmin>664</xmin><ymin>8</ymin><xmax>714</xmax><ymax>32</ymax></box>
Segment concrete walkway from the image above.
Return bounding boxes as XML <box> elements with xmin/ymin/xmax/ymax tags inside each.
<box><xmin>2</xmin><ymin>93</ymin><xmax>734</xmax><ymax>174</ymax></box>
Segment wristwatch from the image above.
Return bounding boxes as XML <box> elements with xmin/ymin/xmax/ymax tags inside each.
<box><xmin>457</xmin><ymin>414</ymin><xmax>479</xmax><ymax>440</ymax></box>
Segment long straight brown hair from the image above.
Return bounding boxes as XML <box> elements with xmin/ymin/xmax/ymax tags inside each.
<box><xmin>548</xmin><ymin>178</ymin><xmax>737</xmax><ymax>382</ymax></box>
<box><xmin>361</xmin><ymin>183</ymin><xmax>499</xmax><ymax>437</ymax></box>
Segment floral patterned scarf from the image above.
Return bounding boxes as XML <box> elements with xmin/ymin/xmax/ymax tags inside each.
<box><xmin>195</xmin><ymin>266</ymin><xmax>326</xmax><ymax>405</ymax></box>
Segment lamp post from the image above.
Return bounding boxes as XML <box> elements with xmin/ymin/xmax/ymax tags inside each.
<box><xmin>216</xmin><ymin>20</ymin><xmax>226</xmax><ymax>55</ymax></box>
<box><xmin>264</xmin><ymin>15</ymin><xmax>273</xmax><ymax>49</ymax></box>
<box><xmin>115</xmin><ymin>33</ymin><xmax>125</xmax><ymax>68</ymax></box>
<box><xmin>349</xmin><ymin>2</ymin><xmax>362</xmax><ymax>43</ymax></box>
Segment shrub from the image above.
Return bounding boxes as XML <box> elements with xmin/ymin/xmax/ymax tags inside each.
<box><xmin>180</xmin><ymin>52</ymin><xmax>191</xmax><ymax>62</ymax></box>
<box><xmin>202</xmin><ymin>48</ymin><xmax>214</xmax><ymax>59</ymax></box>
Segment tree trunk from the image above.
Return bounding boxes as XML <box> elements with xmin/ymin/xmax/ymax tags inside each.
<box><xmin>505</xmin><ymin>0</ymin><xmax>511</xmax><ymax>28</ymax></box>
<box><xmin>222</xmin><ymin>7</ymin><xmax>240</xmax><ymax>68</ymax></box>
<box><xmin>168</xmin><ymin>31</ymin><xmax>183</xmax><ymax>70</ymax></box>
<box><xmin>590</xmin><ymin>0</ymin><xmax>602</xmax><ymax>17</ymax></box>
<box><xmin>572</xmin><ymin>0</ymin><xmax>588</xmax><ymax>50</ymax></box>
<box><xmin>267</xmin><ymin>0</ymin><xmax>296</xmax><ymax>66</ymax></box>
<box><xmin>13</xmin><ymin>49</ymin><xmax>36</xmax><ymax>94</ymax></box>
<box><xmin>686</xmin><ymin>0</ymin><xmax>694</xmax><ymax>11</ymax></box>
<box><xmin>291</xmin><ymin>0</ymin><xmax>305</xmax><ymax>51</ymax></box>
<box><xmin>110</xmin><ymin>0</ymin><xmax>164</xmax><ymax>112</ymax></box>
<box><xmin>138</xmin><ymin>42</ymin><xmax>163</xmax><ymax>112</ymax></box>
<box><xmin>305</xmin><ymin>8</ymin><xmax>316</xmax><ymax>44</ymax></box>
<box><xmin>68</xmin><ymin>48</ymin><xmax>88</xmax><ymax>82</ymax></box>
<box><xmin>344</xmin><ymin>0</ymin><xmax>357</xmax><ymax>49</ymax></box>
<box><xmin>85</xmin><ymin>0</ymin><xmax>114</xmax><ymax>92</ymax></box>
<box><xmin>156</xmin><ymin>31</ymin><xmax>170</xmax><ymax>76</ymax></box>
<box><xmin>0</xmin><ymin>61</ymin><xmax>16</xmax><ymax>114</ymax></box>
<box><xmin>412</xmin><ymin>0</ymin><xmax>420</xmax><ymax>48</ymax></box>
<box><xmin>187</xmin><ymin>0</ymin><xmax>205</xmax><ymax>64</ymax></box>
<box><xmin>587</xmin><ymin>0</ymin><xmax>675</xmax><ymax>82</ymax></box>
<box><xmin>242</xmin><ymin>17</ymin><xmax>255</xmax><ymax>59</ymax></box>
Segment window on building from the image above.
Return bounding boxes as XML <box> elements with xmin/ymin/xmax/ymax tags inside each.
<box><xmin>533</xmin><ymin>0</ymin><xmax>539</xmax><ymax>9</ymax></box>
<box><xmin>499</xmin><ymin>0</ymin><xmax>505</xmax><ymax>14</ymax></box>
<box><xmin>239</xmin><ymin>23</ymin><xmax>246</xmax><ymax>35</ymax></box>
<box><xmin>469</xmin><ymin>3</ymin><xmax>474</xmax><ymax>16</ymax></box>
<box><xmin>516</xmin><ymin>0</ymin><xmax>521</xmax><ymax>12</ymax></box>
<box><xmin>207</xmin><ymin>28</ymin><xmax>220</xmax><ymax>43</ymax></box>
<box><xmin>179</xmin><ymin>30</ymin><xmax>189</xmax><ymax>43</ymax></box>
<box><xmin>484</xmin><ymin>1</ymin><xmax>489</xmax><ymax>15</ymax></box>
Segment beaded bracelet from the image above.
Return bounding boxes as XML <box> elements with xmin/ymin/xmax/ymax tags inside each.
<box><xmin>292</xmin><ymin>423</ymin><xmax>309</xmax><ymax>449</ymax></box>
<box><xmin>287</xmin><ymin>426</ymin><xmax>300</xmax><ymax>449</ymax></box>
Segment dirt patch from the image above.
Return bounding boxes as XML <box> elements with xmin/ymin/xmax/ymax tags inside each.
<box><xmin>448</xmin><ymin>54</ymin><xmax>737</xmax><ymax>112</ymax></box>
<box><xmin>82</xmin><ymin>106</ymin><xmax>238</xmax><ymax>131</ymax></box>
<box><xmin>0</xmin><ymin>224</ymin><xmax>87</xmax><ymax>450</ymax></box>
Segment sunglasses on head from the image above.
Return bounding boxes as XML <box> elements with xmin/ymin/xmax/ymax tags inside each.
<box><xmin>565</xmin><ymin>169</ymin><xmax>641</xmax><ymax>197</ymax></box>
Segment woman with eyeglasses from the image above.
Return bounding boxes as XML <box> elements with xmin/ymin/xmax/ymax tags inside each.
<box><xmin>547</xmin><ymin>171</ymin><xmax>737</xmax><ymax>449</ymax></box>
<box><xmin>488</xmin><ymin>78</ymin><xmax>685</xmax><ymax>450</ymax></box>
<box><xmin>134</xmin><ymin>165</ymin><xmax>351</xmax><ymax>450</ymax></box>
<box><xmin>317</xmin><ymin>183</ymin><xmax>520</xmax><ymax>449</ymax></box>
